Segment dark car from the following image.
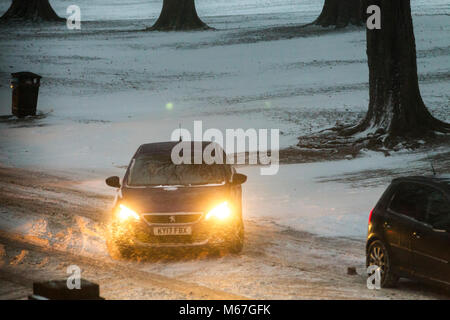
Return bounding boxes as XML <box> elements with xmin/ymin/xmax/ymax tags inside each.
<box><xmin>366</xmin><ymin>176</ymin><xmax>450</xmax><ymax>288</ymax></box>
<box><xmin>105</xmin><ymin>141</ymin><xmax>247</xmax><ymax>259</ymax></box>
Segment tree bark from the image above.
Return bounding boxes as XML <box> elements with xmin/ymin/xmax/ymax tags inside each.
<box><xmin>1</xmin><ymin>0</ymin><xmax>64</xmax><ymax>22</ymax></box>
<box><xmin>297</xmin><ymin>0</ymin><xmax>449</xmax><ymax>154</ymax></box>
<box><xmin>149</xmin><ymin>0</ymin><xmax>209</xmax><ymax>31</ymax></box>
<box><xmin>351</xmin><ymin>0</ymin><xmax>449</xmax><ymax>142</ymax></box>
<box><xmin>314</xmin><ymin>0</ymin><xmax>365</xmax><ymax>28</ymax></box>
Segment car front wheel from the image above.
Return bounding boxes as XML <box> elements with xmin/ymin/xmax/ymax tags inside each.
<box><xmin>227</xmin><ymin>220</ymin><xmax>244</xmax><ymax>253</ymax></box>
<box><xmin>366</xmin><ymin>240</ymin><xmax>399</xmax><ymax>288</ymax></box>
<box><xmin>210</xmin><ymin>220</ymin><xmax>244</xmax><ymax>254</ymax></box>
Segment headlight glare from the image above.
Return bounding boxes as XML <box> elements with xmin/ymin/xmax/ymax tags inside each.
<box><xmin>118</xmin><ymin>204</ymin><xmax>140</xmax><ymax>221</ymax></box>
<box><xmin>206</xmin><ymin>202</ymin><xmax>231</xmax><ymax>220</ymax></box>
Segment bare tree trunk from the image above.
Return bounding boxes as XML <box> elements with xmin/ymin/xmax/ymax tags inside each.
<box><xmin>349</xmin><ymin>0</ymin><xmax>449</xmax><ymax>143</ymax></box>
<box><xmin>149</xmin><ymin>0</ymin><xmax>209</xmax><ymax>31</ymax></box>
<box><xmin>315</xmin><ymin>0</ymin><xmax>365</xmax><ymax>28</ymax></box>
<box><xmin>296</xmin><ymin>0</ymin><xmax>449</xmax><ymax>155</ymax></box>
<box><xmin>1</xmin><ymin>0</ymin><xmax>63</xmax><ymax>22</ymax></box>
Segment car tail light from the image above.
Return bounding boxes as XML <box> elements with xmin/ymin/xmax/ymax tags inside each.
<box><xmin>368</xmin><ymin>208</ymin><xmax>374</xmax><ymax>224</ymax></box>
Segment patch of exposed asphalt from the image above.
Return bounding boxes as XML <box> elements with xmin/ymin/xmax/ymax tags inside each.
<box><xmin>187</xmin><ymin>70</ymin><xmax>448</xmax><ymax>107</ymax></box>
<box><xmin>162</xmin><ymin>24</ymin><xmax>358</xmax><ymax>50</ymax></box>
<box><xmin>272</xmin><ymin>59</ymin><xmax>367</xmax><ymax>71</ymax></box>
<box><xmin>314</xmin><ymin>150</ymin><xmax>450</xmax><ymax>188</ymax></box>
<box><xmin>0</xmin><ymin>68</ymin><xmax>232</xmax><ymax>96</ymax></box>
<box><xmin>419</xmin><ymin>71</ymin><xmax>450</xmax><ymax>83</ymax></box>
<box><xmin>0</xmin><ymin>54</ymin><xmax>105</xmax><ymax>65</ymax></box>
<box><xmin>417</xmin><ymin>45</ymin><xmax>450</xmax><ymax>59</ymax></box>
<box><xmin>0</xmin><ymin>19</ymin><xmax>152</xmax><ymax>41</ymax></box>
<box><xmin>0</xmin><ymin>166</ymin><xmax>111</xmax><ymax>224</ymax></box>
<box><xmin>191</xmin><ymin>83</ymin><xmax>369</xmax><ymax>107</ymax></box>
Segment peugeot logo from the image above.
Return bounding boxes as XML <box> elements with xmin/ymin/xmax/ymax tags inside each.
<box><xmin>169</xmin><ymin>216</ymin><xmax>176</xmax><ymax>223</ymax></box>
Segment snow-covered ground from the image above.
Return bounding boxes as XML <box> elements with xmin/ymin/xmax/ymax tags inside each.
<box><xmin>0</xmin><ymin>0</ymin><xmax>449</xmax><ymax>241</ymax></box>
<box><xmin>0</xmin><ymin>0</ymin><xmax>449</xmax><ymax>300</ymax></box>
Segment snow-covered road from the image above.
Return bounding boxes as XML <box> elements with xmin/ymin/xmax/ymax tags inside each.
<box><xmin>1</xmin><ymin>166</ymin><xmax>448</xmax><ymax>300</ymax></box>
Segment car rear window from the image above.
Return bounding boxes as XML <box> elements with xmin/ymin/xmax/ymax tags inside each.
<box><xmin>424</xmin><ymin>189</ymin><xmax>450</xmax><ymax>228</ymax></box>
<box><xmin>388</xmin><ymin>182</ymin><xmax>428</xmax><ymax>219</ymax></box>
<box><xmin>127</xmin><ymin>154</ymin><xmax>231</xmax><ymax>186</ymax></box>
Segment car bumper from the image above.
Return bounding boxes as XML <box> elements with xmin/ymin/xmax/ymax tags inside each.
<box><xmin>109</xmin><ymin>214</ymin><xmax>240</xmax><ymax>249</ymax></box>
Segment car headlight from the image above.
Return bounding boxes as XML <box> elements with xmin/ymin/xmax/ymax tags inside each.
<box><xmin>117</xmin><ymin>204</ymin><xmax>140</xmax><ymax>222</ymax></box>
<box><xmin>206</xmin><ymin>202</ymin><xmax>231</xmax><ymax>220</ymax></box>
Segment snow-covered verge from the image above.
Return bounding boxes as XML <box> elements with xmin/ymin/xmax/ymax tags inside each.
<box><xmin>0</xmin><ymin>3</ymin><xmax>448</xmax><ymax>165</ymax></box>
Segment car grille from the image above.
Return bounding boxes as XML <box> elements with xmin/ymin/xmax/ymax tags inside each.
<box><xmin>142</xmin><ymin>213</ymin><xmax>203</xmax><ymax>224</ymax></box>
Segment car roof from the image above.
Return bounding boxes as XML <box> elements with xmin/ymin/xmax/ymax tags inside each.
<box><xmin>392</xmin><ymin>175</ymin><xmax>450</xmax><ymax>192</ymax></box>
<box><xmin>136</xmin><ymin>141</ymin><xmax>179</xmax><ymax>155</ymax></box>
<box><xmin>134</xmin><ymin>141</ymin><xmax>226</xmax><ymax>158</ymax></box>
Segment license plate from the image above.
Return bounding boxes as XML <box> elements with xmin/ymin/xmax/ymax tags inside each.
<box><xmin>153</xmin><ymin>226</ymin><xmax>192</xmax><ymax>236</ymax></box>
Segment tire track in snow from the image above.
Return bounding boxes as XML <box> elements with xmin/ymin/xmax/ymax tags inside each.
<box><xmin>0</xmin><ymin>230</ymin><xmax>248</xmax><ymax>300</ymax></box>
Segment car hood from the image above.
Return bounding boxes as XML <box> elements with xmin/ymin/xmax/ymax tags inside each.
<box><xmin>120</xmin><ymin>184</ymin><xmax>231</xmax><ymax>213</ymax></box>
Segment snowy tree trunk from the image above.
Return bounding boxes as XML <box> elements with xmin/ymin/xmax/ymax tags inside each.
<box><xmin>355</xmin><ymin>0</ymin><xmax>449</xmax><ymax>141</ymax></box>
<box><xmin>315</xmin><ymin>0</ymin><xmax>364</xmax><ymax>28</ymax></box>
<box><xmin>149</xmin><ymin>0</ymin><xmax>209</xmax><ymax>31</ymax></box>
<box><xmin>1</xmin><ymin>0</ymin><xmax>63</xmax><ymax>22</ymax></box>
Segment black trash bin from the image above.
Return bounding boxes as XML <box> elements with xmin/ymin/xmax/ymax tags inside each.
<box><xmin>29</xmin><ymin>279</ymin><xmax>104</xmax><ymax>300</ymax></box>
<box><xmin>10</xmin><ymin>72</ymin><xmax>42</xmax><ymax>118</ymax></box>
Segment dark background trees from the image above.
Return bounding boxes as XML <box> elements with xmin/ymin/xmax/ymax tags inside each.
<box><xmin>296</xmin><ymin>0</ymin><xmax>449</xmax><ymax>155</ymax></box>
<box><xmin>352</xmin><ymin>0</ymin><xmax>449</xmax><ymax>144</ymax></box>
<box><xmin>314</xmin><ymin>0</ymin><xmax>365</xmax><ymax>28</ymax></box>
<box><xmin>1</xmin><ymin>0</ymin><xmax>63</xmax><ymax>22</ymax></box>
<box><xmin>149</xmin><ymin>0</ymin><xmax>209</xmax><ymax>31</ymax></box>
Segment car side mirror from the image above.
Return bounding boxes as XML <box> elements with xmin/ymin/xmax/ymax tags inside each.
<box><xmin>232</xmin><ymin>173</ymin><xmax>247</xmax><ymax>185</ymax></box>
<box><xmin>106</xmin><ymin>176</ymin><xmax>121</xmax><ymax>188</ymax></box>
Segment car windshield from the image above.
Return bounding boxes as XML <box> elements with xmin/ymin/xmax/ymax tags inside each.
<box><xmin>127</xmin><ymin>154</ymin><xmax>231</xmax><ymax>186</ymax></box>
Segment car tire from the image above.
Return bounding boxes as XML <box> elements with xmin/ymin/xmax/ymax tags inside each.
<box><xmin>106</xmin><ymin>237</ymin><xmax>134</xmax><ymax>260</ymax></box>
<box><xmin>228</xmin><ymin>221</ymin><xmax>244</xmax><ymax>254</ymax></box>
<box><xmin>366</xmin><ymin>240</ymin><xmax>399</xmax><ymax>288</ymax></box>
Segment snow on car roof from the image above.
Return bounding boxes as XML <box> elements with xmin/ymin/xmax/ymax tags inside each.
<box><xmin>135</xmin><ymin>141</ymin><xmax>225</xmax><ymax>157</ymax></box>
